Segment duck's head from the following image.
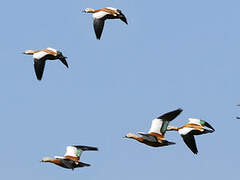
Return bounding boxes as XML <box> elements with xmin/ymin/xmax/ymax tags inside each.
<box><xmin>83</xmin><ymin>8</ymin><xmax>95</xmax><ymax>13</ymax></box>
<box><xmin>124</xmin><ymin>133</ymin><xmax>137</xmax><ymax>139</ymax></box>
<box><xmin>40</xmin><ymin>157</ymin><xmax>53</xmax><ymax>162</ymax></box>
<box><xmin>23</xmin><ymin>50</ymin><xmax>34</xmax><ymax>55</ymax></box>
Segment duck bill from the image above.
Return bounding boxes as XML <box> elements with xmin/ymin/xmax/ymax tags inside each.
<box><xmin>204</xmin><ymin>122</ymin><xmax>215</xmax><ymax>131</ymax></box>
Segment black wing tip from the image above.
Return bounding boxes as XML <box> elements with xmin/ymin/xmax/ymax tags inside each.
<box><xmin>157</xmin><ymin>108</ymin><xmax>183</xmax><ymax>120</ymax></box>
<box><xmin>167</xmin><ymin>141</ymin><xmax>176</xmax><ymax>145</ymax></box>
<box><xmin>36</xmin><ymin>74</ymin><xmax>42</xmax><ymax>80</ymax></box>
<box><xmin>93</xmin><ymin>18</ymin><xmax>104</xmax><ymax>40</ymax></box>
<box><xmin>193</xmin><ymin>151</ymin><xmax>198</xmax><ymax>154</ymax></box>
<box><xmin>204</xmin><ymin>121</ymin><xmax>215</xmax><ymax>131</ymax></box>
<box><xmin>182</xmin><ymin>135</ymin><xmax>198</xmax><ymax>155</ymax></box>
<box><xmin>73</xmin><ymin>145</ymin><xmax>98</xmax><ymax>151</ymax></box>
<box><xmin>59</xmin><ymin>58</ymin><xmax>69</xmax><ymax>68</ymax></box>
<box><xmin>95</xmin><ymin>31</ymin><xmax>102</xmax><ymax>40</ymax></box>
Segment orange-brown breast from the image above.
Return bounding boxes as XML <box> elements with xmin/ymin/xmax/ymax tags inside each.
<box><xmin>134</xmin><ymin>136</ymin><xmax>143</xmax><ymax>142</ymax></box>
<box><xmin>51</xmin><ymin>159</ymin><xmax>62</xmax><ymax>165</ymax></box>
<box><xmin>64</xmin><ymin>156</ymin><xmax>79</xmax><ymax>161</ymax></box>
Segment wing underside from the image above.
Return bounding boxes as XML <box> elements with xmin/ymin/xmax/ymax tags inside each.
<box><xmin>34</xmin><ymin>59</ymin><xmax>46</xmax><ymax>80</ymax></box>
<box><xmin>181</xmin><ymin>134</ymin><xmax>198</xmax><ymax>154</ymax></box>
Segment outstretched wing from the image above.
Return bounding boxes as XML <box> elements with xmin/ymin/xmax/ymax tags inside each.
<box><xmin>181</xmin><ymin>134</ymin><xmax>198</xmax><ymax>154</ymax></box>
<box><xmin>64</xmin><ymin>145</ymin><xmax>98</xmax><ymax>161</ymax></box>
<box><xmin>59</xmin><ymin>57</ymin><xmax>69</xmax><ymax>68</ymax></box>
<box><xmin>149</xmin><ymin>108</ymin><xmax>183</xmax><ymax>135</ymax></box>
<box><xmin>117</xmin><ymin>9</ymin><xmax>128</xmax><ymax>24</ymax></box>
<box><xmin>92</xmin><ymin>11</ymin><xmax>109</xmax><ymax>40</ymax></box>
<box><xmin>73</xmin><ymin>145</ymin><xmax>98</xmax><ymax>152</ymax></box>
<box><xmin>93</xmin><ymin>18</ymin><xmax>105</xmax><ymax>39</ymax></box>
<box><xmin>34</xmin><ymin>59</ymin><xmax>46</xmax><ymax>80</ymax></box>
<box><xmin>189</xmin><ymin>118</ymin><xmax>215</xmax><ymax>131</ymax></box>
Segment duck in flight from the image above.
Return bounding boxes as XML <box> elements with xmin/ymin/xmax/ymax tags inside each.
<box><xmin>24</xmin><ymin>47</ymin><xmax>68</xmax><ymax>80</ymax></box>
<box><xmin>83</xmin><ymin>7</ymin><xmax>128</xmax><ymax>39</ymax></box>
<box><xmin>41</xmin><ymin>145</ymin><xmax>98</xmax><ymax>170</ymax></box>
<box><xmin>124</xmin><ymin>108</ymin><xmax>183</xmax><ymax>147</ymax></box>
<box><xmin>167</xmin><ymin>118</ymin><xmax>215</xmax><ymax>154</ymax></box>
<box><xmin>236</xmin><ymin>104</ymin><xmax>240</xmax><ymax>119</ymax></box>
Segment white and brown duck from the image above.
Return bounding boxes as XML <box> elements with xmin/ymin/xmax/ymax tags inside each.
<box><xmin>41</xmin><ymin>145</ymin><xmax>98</xmax><ymax>170</ymax></box>
<box><xmin>83</xmin><ymin>7</ymin><xmax>128</xmax><ymax>39</ymax></box>
<box><xmin>124</xmin><ymin>108</ymin><xmax>183</xmax><ymax>147</ymax></box>
<box><xmin>24</xmin><ymin>47</ymin><xmax>68</xmax><ymax>80</ymax></box>
<box><xmin>167</xmin><ymin>118</ymin><xmax>215</xmax><ymax>154</ymax></box>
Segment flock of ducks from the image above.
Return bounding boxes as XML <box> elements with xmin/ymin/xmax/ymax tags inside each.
<box><xmin>22</xmin><ymin>6</ymin><xmax>216</xmax><ymax>171</ymax></box>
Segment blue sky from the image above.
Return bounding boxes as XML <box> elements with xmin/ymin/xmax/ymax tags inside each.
<box><xmin>0</xmin><ymin>0</ymin><xmax>239</xmax><ymax>179</ymax></box>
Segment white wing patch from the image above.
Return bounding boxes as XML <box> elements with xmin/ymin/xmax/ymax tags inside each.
<box><xmin>64</xmin><ymin>146</ymin><xmax>78</xmax><ymax>157</ymax></box>
<box><xmin>148</xmin><ymin>118</ymin><xmax>163</xmax><ymax>134</ymax></box>
<box><xmin>188</xmin><ymin>118</ymin><xmax>201</xmax><ymax>125</ymax></box>
<box><xmin>33</xmin><ymin>51</ymin><xmax>48</xmax><ymax>60</ymax></box>
<box><xmin>93</xmin><ymin>11</ymin><xmax>109</xmax><ymax>19</ymax></box>
<box><xmin>106</xmin><ymin>7</ymin><xmax>117</xmax><ymax>11</ymax></box>
<box><xmin>47</xmin><ymin>47</ymin><xmax>57</xmax><ymax>53</ymax></box>
<box><xmin>179</xmin><ymin>127</ymin><xmax>194</xmax><ymax>135</ymax></box>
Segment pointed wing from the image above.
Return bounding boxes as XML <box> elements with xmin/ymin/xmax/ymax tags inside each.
<box><xmin>64</xmin><ymin>145</ymin><xmax>98</xmax><ymax>160</ymax></box>
<box><xmin>73</xmin><ymin>145</ymin><xmax>98</xmax><ymax>152</ymax></box>
<box><xmin>93</xmin><ymin>18</ymin><xmax>105</xmax><ymax>39</ymax></box>
<box><xmin>59</xmin><ymin>58</ymin><xmax>69</xmax><ymax>68</ymax></box>
<box><xmin>34</xmin><ymin>59</ymin><xmax>46</xmax><ymax>80</ymax></box>
<box><xmin>181</xmin><ymin>134</ymin><xmax>198</xmax><ymax>154</ymax></box>
<box><xmin>149</xmin><ymin>108</ymin><xmax>183</xmax><ymax>135</ymax></box>
<box><xmin>117</xmin><ymin>10</ymin><xmax>128</xmax><ymax>24</ymax></box>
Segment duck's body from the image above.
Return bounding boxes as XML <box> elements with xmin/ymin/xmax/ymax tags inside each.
<box><xmin>83</xmin><ymin>7</ymin><xmax>128</xmax><ymax>39</ymax></box>
<box><xmin>41</xmin><ymin>158</ymin><xmax>90</xmax><ymax>169</ymax></box>
<box><xmin>41</xmin><ymin>145</ymin><xmax>98</xmax><ymax>170</ymax></box>
<box><xmin>236</xmin><ymin>104</ymin><xmax>240</xmax><ymax>119</ymax></box>
<box><xmin>24</xmin><ymin>47</ymin><xmax>68</xmax><ymax>80</ymax></box>
<box><xmin>125</xmin><ymin>108</ymin><xmax>183</xmax><ymax>147</ymax></box>
<box><xmin>167</xmin><ymin>118</ymin><xmax>215</xmax><ymax>154</ymax></box>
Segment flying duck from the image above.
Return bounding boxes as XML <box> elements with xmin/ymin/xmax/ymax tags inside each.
<box><xmin>124</xmin><ymin>108</ymin><xmax>183</xmax><ymax>147</ymax></box>
<box><xmin>236</xmin><ymin>104</ymin><xmax>240</xmax><ymax>119</ymax></box>
<box><xmin>83</xmin><ymin>7</ymin><xmax>128</xmax><ymax>39</ymax></box>
<box><xmin>24</xmin><ymin>47</ymin><xmax>68</xmax><ymax>80</ymax></box>
<box><xmin>41</xmin><ymin>145</ymin><xmax>98</xmax><ymax>170</ymax></box>
<box><xmin>167</xmin><ymin>118</ymin><xmax>215</xmax><ymax>154</ymax></box>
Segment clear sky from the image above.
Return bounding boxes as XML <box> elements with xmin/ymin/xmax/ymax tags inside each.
<box><xmin>0</xmin><ymin>0</ymin><xmax>239</xmax><ymax>179</ymax></box>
